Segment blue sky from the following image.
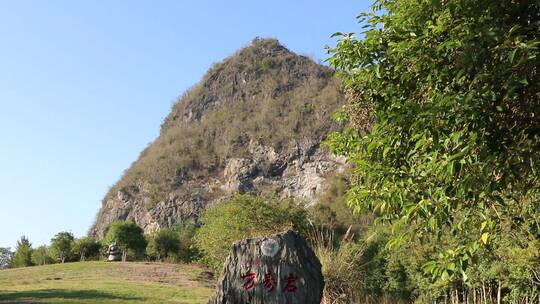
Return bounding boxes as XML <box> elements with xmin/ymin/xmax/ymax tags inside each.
<box><xmin>0</xmin><ymin>1</ymin><xmax>370</xmax><ymax>249</ymax></box>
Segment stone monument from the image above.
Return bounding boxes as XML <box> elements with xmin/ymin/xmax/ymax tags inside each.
<box><xmin>107</xmin><ymin>243</ymin><xmax>122</xmax><ymax>261</ymax></box>
<box><xmin>209</xmin><ymin>230</ymin><xmax>324</xmax><ymax>304</ymax></box>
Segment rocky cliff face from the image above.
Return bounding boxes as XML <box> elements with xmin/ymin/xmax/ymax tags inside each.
<box><xmin>90</xmin><ymin>38</ymin><xmax>346</xmax><ymax>239</ymax></box>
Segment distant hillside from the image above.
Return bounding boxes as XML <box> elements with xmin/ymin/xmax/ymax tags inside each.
<box><xmin>91</xmin><ymin>38</ymin><xmax>346</xmax><ymax>238</ymax></box>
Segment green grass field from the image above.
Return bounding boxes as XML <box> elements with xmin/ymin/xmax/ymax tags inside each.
<box><xmin>0</xmin><ymin>261</ymin><xmax>214</xmax><ymax>304</ymax></box>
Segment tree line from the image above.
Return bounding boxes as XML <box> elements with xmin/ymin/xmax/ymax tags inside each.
<box><xmin>0</xmin><ymin>220</ymin><xmax>198</xmax><ymax>268</ymax></box>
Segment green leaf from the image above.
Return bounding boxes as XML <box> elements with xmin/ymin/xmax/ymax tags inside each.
<box><xmin>508</xmin><ymin>48</ymin><xmax>517</xmax><ymax>63</ymax></box>
<box><xmin>383</xmin><ymin>146</ymin><xmax>391</xmax><ymax>158</ymax></box>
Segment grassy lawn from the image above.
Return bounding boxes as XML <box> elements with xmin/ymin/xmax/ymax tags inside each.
<box><xmin>0</xmin><ymin>261</ymin><xmax>214</xmax><ymax>304</ymax></box>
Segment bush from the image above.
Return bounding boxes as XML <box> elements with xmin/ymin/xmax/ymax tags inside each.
<box><xmin>175</xmin><ymin>223</ymin><xmax>199</xmax><ymax>263</ymax></box>
<box><xmin>73</xmin><ymin>237</ymin><xmax>101</xmax><ymax>261</ymax></box>
<box><xmin>311</xmin><ymin>227</ymin><xmax>364</xmax><ymax>304</ymax></box>
<box><xmin>146</xmin><ymin>224</ymin><xmax>199</xmax><ymax>263</ymax></box>
<box><xmin>150</xmin><ymin>228</ymin><xmax>180</xmax><ymax>262</ymax></box>
<box><xmin>311</xmin><ymin>172</ymin><xmax>374</xmax><ymax>240</ymax></box>
<box><xmin>194</xmin><ymin>194</ymin><xmax>309</xmax><ymax>272</ymax></box>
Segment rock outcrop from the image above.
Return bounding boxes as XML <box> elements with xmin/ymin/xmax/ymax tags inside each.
<box><xmin>209</xmin><ymin>230</ymin><xmax>324</xmax><ymax>304</ymax></box>
<box><xmin>90</xmin><ymin>38</ymin><xmax>346</xmax><ymax>238</ymax></box>
<box><xmin>106</xmin><ymin>243</ymin><xmax>122</xmax><ymax>261</ymax></box>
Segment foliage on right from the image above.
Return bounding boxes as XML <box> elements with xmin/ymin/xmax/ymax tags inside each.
<box><xmin>326</xmin><ymin>0</ymin><xmax>540</xmax><ymax>301</ymax></box>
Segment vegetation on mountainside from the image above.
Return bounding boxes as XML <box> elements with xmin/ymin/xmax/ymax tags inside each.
<box><xmin>102</xmin><ymin>38</ymin><xmax>344</xmax><ymax>207</ymax></box>
<box><xmin>326</xmin><ymin>0</ymin><xmax>540</xmax><ymax>302</ymax></box>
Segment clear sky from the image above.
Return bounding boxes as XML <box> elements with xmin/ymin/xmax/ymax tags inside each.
<box><xmin>0</xmin><ymin>1</ymin><xmax>370</xmax><ymax>249</ymax></box>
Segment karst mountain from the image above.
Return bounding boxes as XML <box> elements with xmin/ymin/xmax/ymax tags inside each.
<box><xmin>90</xmin><ymin>38</ymin><xmax>346</xmax><ymax>238</ymax></box>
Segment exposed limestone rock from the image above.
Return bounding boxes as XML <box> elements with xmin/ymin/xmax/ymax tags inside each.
<box><xmin>222</xmin><ymin>158</ymin><xmax>256</xmax><ymax>192</ymax></box>
<box><xmin>91</xmin><ymin>141</ymin><xmax>345</xmax><ymax>239</ymax></box>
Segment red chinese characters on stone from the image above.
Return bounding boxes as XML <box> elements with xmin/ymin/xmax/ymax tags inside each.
<box><xmin>241</xmin><ymin>272</ymin><xmax>257</xmax><ymax>291</ymax></box>
<box><xmin>263</xmin><ymin>272</ymin><xmax>277</xmax><ymax>292</ymax></box>
<box><xmin>282</xmin><ymin>273</ymin><xmax>298</xmax><ymax>293</ymax></box>
<box><xmin>241</xmin><ymin>271</ymin><xmax>300</xmax><ymax>293</ymax></box>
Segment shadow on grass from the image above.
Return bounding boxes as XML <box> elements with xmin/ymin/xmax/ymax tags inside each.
<box><xmin>0</xmin><ymin>289</ymin><xmax>144</xmax><ymax>302</ymax></box>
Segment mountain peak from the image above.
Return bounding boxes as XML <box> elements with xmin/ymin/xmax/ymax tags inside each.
<box><xmin>247</xmin><ymin>37</ymin><xmax>287</xmax><ymax>50</ymax></box>
<box><xmin>161</xmin><ymin>37</ymin><xmax>331</xmax><ymax>130</ymax></box>
<box><xmin>239</xmin><ymin>37</ymin><xmax>290</xmax><ymax>58</ymax></box>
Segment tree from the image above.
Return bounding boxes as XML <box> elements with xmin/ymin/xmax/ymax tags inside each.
<box><xmin>194</xmin><ymin>194</ymin><xmax>309</xmax><ymax>272</ymax></box>
<box><xmin>147</xmin><ymin>223</ymin><xmax>199</xmax><ymax>263</ymax></box>
<box><xmin>31</xmin><ymin>245</ymin><xmax>52</xmax><ymax>266</ymax></box>
<box><xmin>326</xmin><ymin>0</ymin><xmax>540</xmax><ymax>298</ymax></box>
<box><xmin>0</xmin><ymin>247</ymin><xmax>13</xmax><ymax>269</ymax></box>
<box><xmin>151</xmin><ymin>228</ymin><xmax>180</xmax><ymax>262</ymax></box>
<box><xmin>50</xmin><ymin>232</ymin><xmax>74</xmax><ymax>263</ymax></box>
<box><xmin>72</xmin><ymin>237</ymin><xmax>101</xmax><ymax>261</ymax></box>
<box><xmin>103</xmin><ymin>221</ymin><xmax>147</xmax><ymax>262</ymax></box>
<box><xmin>11</xmin><ymin>236</ymin><xmax>33</xmax><ymax>268</ymax></box>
